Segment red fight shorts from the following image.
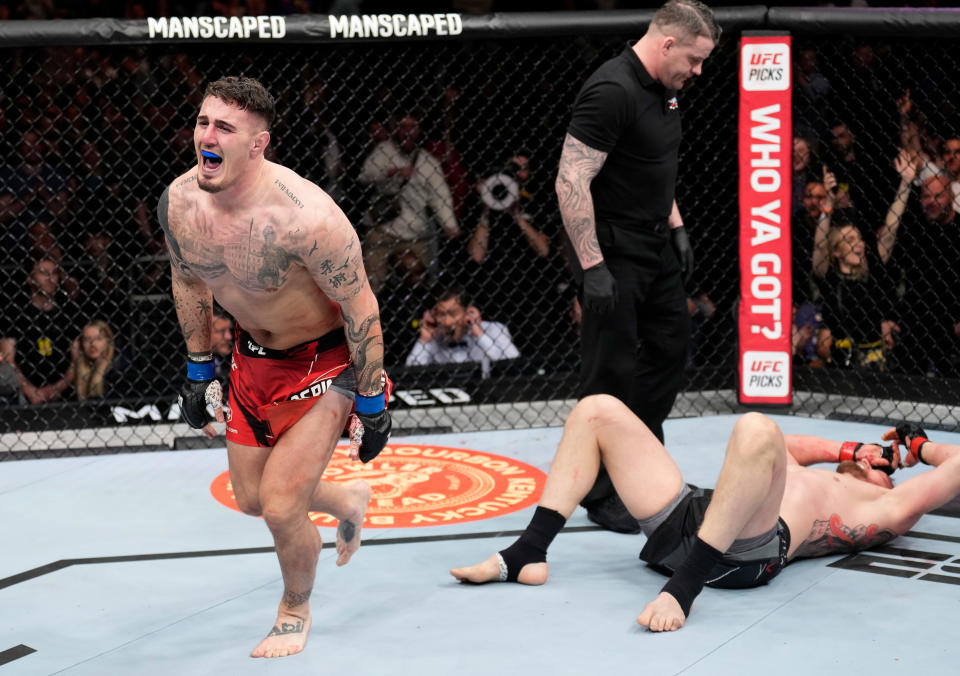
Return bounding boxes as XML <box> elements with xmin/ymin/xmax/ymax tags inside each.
<box><xmin>226</xmin><ymin>324</ymin><xmax>379</xmax><ymax>447</ymax></box>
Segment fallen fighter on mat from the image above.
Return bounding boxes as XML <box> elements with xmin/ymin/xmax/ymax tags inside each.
<box><xmin>451</xmin><ymin>394</ymin><xmax>956</xmax><ymax>631</ymax></box>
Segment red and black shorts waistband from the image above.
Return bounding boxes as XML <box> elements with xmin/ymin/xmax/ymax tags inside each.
<box><xmin>235</xmin><ymin>324</ymin><xmax>347</xmax><ymax>360</ymax></box>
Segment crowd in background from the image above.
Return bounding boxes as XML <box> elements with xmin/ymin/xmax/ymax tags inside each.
<box><xmin>1</xmin><ymin>22</ymin><xmax>959</xmax><ymax>408</ymax></box>
<box><xmin>789</xmin><ymin>42</ymin><xmax>960</xmax><ymax>378</ymax></box>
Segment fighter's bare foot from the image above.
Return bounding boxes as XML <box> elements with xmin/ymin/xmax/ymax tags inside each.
<box><xmin>336</xmin><ymin>480</ymin><xmax>371</xmax><ymax>566</ymax></box>
<box><xmin>637</xmin><ymin>591</ymin><xmax>686</xmax><ymax>632</ymax></box>
<box><xmin>250</xmin><ymin>612</ymin><xmax>312</xmax><ymax>658</ymax></box>
<box><xmin>450</xmin><ymin>553</ymin><xmax>548</xmax><ymax>585</ymax></box>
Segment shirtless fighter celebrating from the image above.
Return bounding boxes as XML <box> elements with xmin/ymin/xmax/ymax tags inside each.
<box><xmin>158</xmin><ymin>76</ymin><xmax>390</xmax><ymax>658</ymax></box>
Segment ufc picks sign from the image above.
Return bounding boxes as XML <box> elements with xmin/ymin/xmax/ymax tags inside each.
<box><xmin>738</xmin><ymin>34</ymin><xmax>792</xmax><ymax>405</ymax></box>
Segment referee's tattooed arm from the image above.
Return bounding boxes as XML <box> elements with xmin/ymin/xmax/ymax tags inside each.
<box><xmin>555</xmin><ymin>134</ymin><xmax>608</xmax><ymax>270</ymax></box>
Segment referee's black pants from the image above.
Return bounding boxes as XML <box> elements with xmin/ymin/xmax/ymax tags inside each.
<box><xmin>578</xmin><ymin>224</ymin><xmax>690</xmax><ymax>519</ymax></box>
<box><xmin>579</xmin><ymin>223</ymin><xmax>690</xmax><ymax>443</ymax></box>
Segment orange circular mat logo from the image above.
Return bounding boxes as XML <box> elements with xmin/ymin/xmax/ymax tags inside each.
<box><xmin>210</xmin><ymin>444</ymin><xmax>545</xmax><ymax>528</ymax></box>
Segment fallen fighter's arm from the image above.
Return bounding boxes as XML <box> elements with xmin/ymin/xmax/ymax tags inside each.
<box><xmin>870</xmin><ymin>432</ymin><xmax>960</xmax><ymax>535</ymax></box>
<box><xmin>784</xmin><ymin>434</ymin><xmax>899</xmax><ymax>471</ymax></box>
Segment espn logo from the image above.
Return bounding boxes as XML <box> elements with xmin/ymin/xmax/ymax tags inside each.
<box><xmin>742</xmin><ymin>43</ymin><xmax>790</xmax><ymax>91</ymax></box>
<box><xmin>742</xmin><ymin>350</ymin><xmax>789</xmax><ymax>397</ymax></box>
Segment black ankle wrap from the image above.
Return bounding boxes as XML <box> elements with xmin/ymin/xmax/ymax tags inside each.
<box><xmin>497</xmin><ymin>506</ymin><xmax>566</xmax><ymax>581</ymax></box>
<box><xmin>660</xmin><ymin>536</ymin><xmax>724</xmax><ymax>617</ymax></box>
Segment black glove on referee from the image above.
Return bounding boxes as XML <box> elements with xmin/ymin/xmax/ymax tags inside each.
<box><xmin>671</xmin><ymin>225</ymin><xmax>694</xmax><ymax>287</ymax></box>
<box><xmin>582</xmin><ymin>261</ymin><xmax>617</xmax><ymax>314</ymax></box>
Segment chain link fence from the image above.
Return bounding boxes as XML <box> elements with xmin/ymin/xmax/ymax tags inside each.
<box><xmin>1</xmin><ymin>9</ymin><xmax>959</xmax><ymax>457</ymax></box>
<box><xmin>787</xmin><ymin>27</ymin><xmax>960</xmax><ymax>429</ymax></box>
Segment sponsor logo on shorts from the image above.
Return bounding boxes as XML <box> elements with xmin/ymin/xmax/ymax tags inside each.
<box><xmin>210</xmin><ymin>444</ymin><xmax>545</xmax><ymax>527</ymax></box>
<box><xmin>288</xmin><ymin>377</ymin><xmax>333</xmax><ymax>401</ymax></box>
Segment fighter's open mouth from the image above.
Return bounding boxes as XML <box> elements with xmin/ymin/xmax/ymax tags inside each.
<box><xmin>201</xmin><ymin>150</ymin><xmax>223</xmax><ymax>170</ymax></box>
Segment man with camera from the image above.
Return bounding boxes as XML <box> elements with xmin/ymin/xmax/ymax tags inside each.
<box><xmin>555</xmin><ymin>0</ymin><xmax>719</xmax><ymax>532</ymax></box>
<box><xmin>465</xmin><ymin>151</ymin><xmax>567</xmax><ymax>354</ymax></box>
<box><xmin>468</xmin><ymin>151</ymin><xmax>549</xmax><ymax>264</ymax></box>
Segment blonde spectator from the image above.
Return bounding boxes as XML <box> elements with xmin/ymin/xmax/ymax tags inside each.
<box><xmin>74</xmin><ymin>319</ymin><xmax>116</xmax><ymax>400</ymax></box>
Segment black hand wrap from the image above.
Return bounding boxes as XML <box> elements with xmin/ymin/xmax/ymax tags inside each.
<box><xmin>895</xmin><ymin>422</ymin><xmax>930</xmax><ymax>464</ymax></box>
<box><xmin>671</xmin><ymin>225</ymin><xmax>694</xmax><ymax>287</ymax></box>
<box><xmin>841</xmin><ymin>441</ymin><xmax>896</xmax><ymax>475</ymax></box>
<box><xmin>179</xmin><ymin>354</ymin><xmax>221</xmax><ymax>429</ymax></box>
<box><xmin>354</xmin><ymin>391</ymin><xmax>391</xmax><ymax>463</ymax></box>
<box><xmin>876</xmin><ymin>445</ymin><xmax>896</xmax><ymax>476</ymax></box>
<box><xmin>582</xmin><ymin>261</ymin><xmax>617</xmax><ymax>314</ymax></box>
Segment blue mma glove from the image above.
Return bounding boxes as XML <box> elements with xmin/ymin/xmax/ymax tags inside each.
<box><xmin>352</xmin><ymin>391</ymin><xmax>392</xmax><ymax>463</ymax></box>
<box><xmin>179</xmin><ymin>353</ymin><xmax>222</xmax><ymax>428</ymax></box>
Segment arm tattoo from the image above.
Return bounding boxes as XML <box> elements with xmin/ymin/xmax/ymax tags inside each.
<box><xmin>343</xmin><ymin>313</ymin><xmax>383</xmax><ymax>392</ymax></box>
<box><xmin>556</xmin><ymin>134</ymin><xmax>607</xmax><ymax>267</ymax></box>
<box><xmin>317</xmin><ymin>241</ymin><xmax>365</xmax><ymax>302</ymax></box>
<box><xmin>793</xmin><ymin>514</ymin><xmax>897</xmax><ymax>559</ymax></box>
<box><xmin>158</xmin><ymin>186</ymin><xmax>192</xmax><ymax>276</ymax></box>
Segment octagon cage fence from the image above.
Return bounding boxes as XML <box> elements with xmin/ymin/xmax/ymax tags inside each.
<box><xmin>1</xmin><ymin>7</ymin><xmax>959</xmax><ymax>458</ymax></box>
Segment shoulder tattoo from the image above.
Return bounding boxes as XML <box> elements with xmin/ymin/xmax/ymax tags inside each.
<box><xmin>274</xmin><ymin>178</ymin><xmax>305</xmax><ymax>210</ymax></box>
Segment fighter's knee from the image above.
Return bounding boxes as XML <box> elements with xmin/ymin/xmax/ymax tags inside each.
<box><xmin>235</xmin><ymin>495</ymin><xmax>263</xmax><ymax>517</ymax></box>
<box><xmin>732</xmin><ymin>412</ymin><xmax>783</xmax><ymax>458</ymax></box>
<box><xmin>259</xmin><ymin>492</ymin><xmax>304</xmax><ymax>531</ymax></box>
<box><xmin>570</xmin><ymin>394</ymin><xmax>626</xmax><ymax>426</ymax></box>
<box><xmin>231</xmin><ymin>484</ymin><xmax>263</xmax><ymax>516</ymax></box>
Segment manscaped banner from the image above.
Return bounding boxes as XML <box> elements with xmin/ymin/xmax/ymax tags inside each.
<box><xmin>738</xmin><ymin>32</ymin><xmax>792</xmax><ymax>405</ymax></box>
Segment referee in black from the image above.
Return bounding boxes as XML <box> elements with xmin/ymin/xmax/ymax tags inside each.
<box><xmin>555</xmin><ymin>0</ymin><xmax>719</xmax><ymax>532</ymax></box>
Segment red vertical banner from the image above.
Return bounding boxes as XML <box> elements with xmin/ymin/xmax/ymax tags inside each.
<box><xmin>738</xmin><ymin>33</ymin><xmax>792</xmax><ymax>405</ymax></box>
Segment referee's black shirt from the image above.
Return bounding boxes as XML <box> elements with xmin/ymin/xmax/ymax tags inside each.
<box><xmin>567</xmin><ymin>42</ymin><xmax>682</xmax><ymax>227</ymax></box>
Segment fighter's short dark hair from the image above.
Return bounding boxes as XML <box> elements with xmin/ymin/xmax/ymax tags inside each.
<box><xmin>204</xmin><ymin>76</ymin><xmax>276</xmax><ymax>131</ymax></box>
<box><xmin>651</xmin><ymin>0</ymin><xmax>721</xmax><ymax>44</ymax></box>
